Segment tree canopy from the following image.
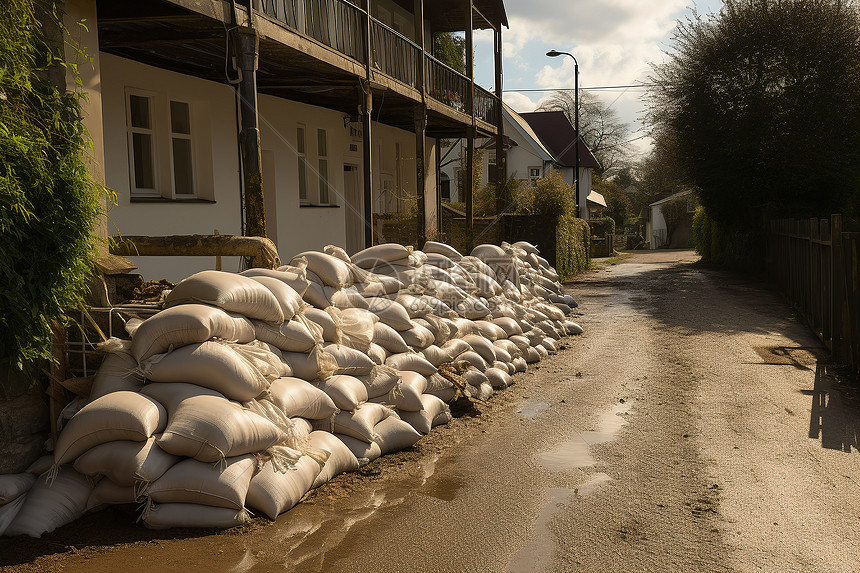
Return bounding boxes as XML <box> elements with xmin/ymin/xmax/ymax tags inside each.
<box><xmin>647</xmin><ymin>0</ymin><xmax>860</xmax><ymax>233</ymax></box>
<box><xmin>537</xmin><ymin>90</ymin><xmax>632</xmax><ymax>177</ymax></box>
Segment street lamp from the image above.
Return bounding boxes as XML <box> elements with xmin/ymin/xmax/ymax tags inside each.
<box><xmin>546</xmin><ymin>50</ymin><xmax>580</xmax><ymax>218</ymax></box>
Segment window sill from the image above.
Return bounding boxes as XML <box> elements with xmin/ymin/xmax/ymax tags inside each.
<box><xmin>299</xmin><ymin>203</ymin><xmax>340</xmax><ymax>209</ymax></box>
<box><xmin>130</xmin><ymin>197</ymin><xmax>216</xmax><ymax>204</ymax></box>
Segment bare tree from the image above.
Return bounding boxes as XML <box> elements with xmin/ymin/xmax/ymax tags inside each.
<box><xmin>537</xmin><ymin>90</ymin><xmax>632</xmax><ymax>176</ymax></box>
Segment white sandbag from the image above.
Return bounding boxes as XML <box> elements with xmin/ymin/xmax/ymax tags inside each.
<box><xmin>508</xmin><ymin>334</ymin><xmax>531</xmax><ymax>354</ymax></box>
<box><xmin>147</xmin><ymin>454</ymin><xmax>256</xmax><ymax>510</ymax></box>
<box><xmin>308</xmin><ymin>431</ymin><xmax>360</xmax><ymax>488</ymax></box>
<box><xmin>462</xmin><ymin>368</ymin><xmax>490</xmax><ymax>388</ymax></box>
<box><xmin>140</xmin><ymin>382</ymin><xmax>224</xmax><ymax>413</ymax></box>
<box><xmin>419</xmin><ymin>295</ymin><xmax>454</xmax><ymax>317</ymax></box>
<box><xmin>140</xmin><ymin>341</ymin><xmax>269</xmax><ymax>402</ymax></box>
<box><xmin>282</xmin><ymin>347</ymin><xmax>338</xmax><ymax>381</ymax></box>
<box><xmin>241</xmin><ymin>267</ymin><xmax>312</xmax><ymax>299</ymax></box>
<box><xmin>267</xmin><ymin>377</ymin><xmax>337</xmax><ymax>420</ymax></box>
<box><xmin>326</xmin><ymin>286</ymin><xmax>370</xmax><ymax>310</ymax></box>
<box><xmin>373</xmin><ymin>322</ymin><xmax>409</xmax><ymax>354</ymax></box>
<box><xmin>424</xmin><ymin>374</ymin><xmax>457</xmax><ymax>403</ymax></box>
<box><xmin>155</xmin><ymin>395</ymin><xmax>284</xmax><ymax>462</ymax></box>
<box><xmin>451</xmin><ymin>318</ymin><xmax>479</xmax><ymax>337</ymax></box>
<box><xmin>441</xmin><ymin>338</ymin><xmax>472</xmax><ymax>359</ymax></box>
<box><xmin>315</xmin><ymin>375</ymin><xmax>368</xmax><ymax>411</ymax></box>
<box><xmin>323</xmin><ymin>244</ymin><xmax>352</xmax><ymax>263</ymax></box>
<box><xmin>337</xmin><ymin>307</ymin><xmax>378</xmax><ymax>351</ymax></box>
<box><xmin>462</xmin><ymin>335</ymin><xmax>496</xmax><ymax>364</ymax></box>
<box><xmin>254</xmin><ymin>318</ymin><xmax>319</xmax><ymax>353</ymax></box>
<box><xmin>535</xmin><ymin>344</ymin><xmax>549</xmax><ymax>359</ymax></box>
<box><xmin>400</xmin><ymin>323</ymin><xmax>435</xmax><ymax>350</ymax></box>
<box><xmin>507</xmin><ymin>357</ymin><xmax>524</xmax><ymax>373</ymax></box>
<box><xmin>456</xmin><ymin>351</ymin><xmax>488</xmax><ymax>373</ymax></box>
<box><xmin>493</xmin><ymin>345</ymin><xmax>513</xmax><ymax>364</ymax></box>
<box><xmin>324</xmin><ymin>343</ymin><xmax>375</xmax><ymax>376</ymax></box>
<box><xmin>493</xmin><ymin>338</ymin><xmax>521</xmax><ymax>358</ymax></box>
<box><xmin>352</xmin><ymin>243</ymin><xmax>412</xmax><ymax>269</ymax></box>
<box><xmin>228</xmin><ymin>340</ymin><xmax>289</xmax><ymax>381</ymax></box>
<box><xmin>554</xmin><ymin>302</ymin><xmax>573</xmax><ymax>315</ymax></box>
<box><xmin>85</xmin><ymin>479</ymin><xmax>138</xmax><ymax>512</ymax></box>
<box><xmin>423</xmin><ymin>252</ymin><xmax>457</xmax><ymax>269</ymax></box>
<box><xmin>366</xmin><ymin>297</ymin><xmax>413</xmax><ymax>331</ymax></box>
<box><xmin>374</xmin><ymin>417</ymin><xmax>421</xmax><ymax>454</ymax></box>
<box><xmin>422</xmin><ymin>241</ymin><xmax>462</xmax><ymax>260</ymax></box>
<box><xmin>301</xmin><ymin>281</ymin><xmax>331</xmax><ymax>309</ymax></box>
<box><xmin>53</xmin><ymin>391</ymin><xmax>167</xmax><ymax>466</ymax></box>
<box><xmin>371</xmin><ymin>371</ymin><xmax>426</xmax><ymax>411</ymax></box>
<box><xmin>131</xmin><ymin>304</ymin><xmax>255</xmax><ymax>362</ymax></box>
<box><xmin>321</xmin><ymin>403</ymin><xmax>396</xmax><ymax>443</ymax></box>
<box><xmin>525</xmin><ymin>346</ymin><xmax>541</xmax><ymax>363</ymax></box>
<box><xmin>564</xmin><ymin>321</ymin><xmax>584</xmax><ymax>335</ymax></box>
<box><xmin>367</xmin><ymin>343</ymin><xmax>388</xmax><ymax>365</ymax></box>
<box><xmin>247</xmin><ymin>276</ymin><xmax>303</xmax><ymax>321</ymax></box>
<box><xmin>472</xmin><ymin>273</ymin><xmax>503</xmax><ymax>298</ymax></box>
<box><xmin>420</xmin><ymin>345</ymin><xmax>452</xmax><ymax>367</ymax></box>
<box><xmin>394</xmin><ymin>294</ymin><xmax>433</xmax><ymax>318</ymax></box>
<box><xmin>304</xmin><ymin>307</ymin><xmax>341</xmax><ymax>343</ymax></box>
<box><xmin>493</xmin><ymin>316</ymin><xmax>524</xmax><ymax>337</ymax></box>
<box><xmin>525</xmin><ymin>329</ymin><xmax>546</xmax><ymax>346</ymax></box>
<box><xmin>335</xmin><ymin>434</ymin><xmax>381</xmax><ymax>466</ymax></box>
<box><xmin>25</xmin><ymin>456</ymin><xmax>53</xmax><ymax>476</ymax></box>
<box><xmin>290</xmin><ymin>417</ymin><xmax>313</xmax><ymax>440</ymax></box>
<box><xmin>88</xmin><ymin>345</ymin><xmax>143</xmax><ymax>402</ymax></box>
<box><xmin>474</xmin><ymin>320</ymin><xmax>506</xmax><ymax>341</ymax></box>
<box><xmin>4</xmin><ymin>466</ymin><xmax>92</xmax><ymax>538</ymax></box>
<box><xmin>0</xmin><ymin>474</ymin><xmax>35</xmax><ymax>506</ymax></box>
<box><xmin>292</xmin><ymin>251</ymin><xmax>353</xmax><ymax>287</ymax></box>
<box><xmin>0</xmin><ymin>495</ymin><xmax>26</xmax><ymax>536</ymax></box>
<box><xmin>399</xmin><ymin>394</ymin><xmax>451</xmax><ymax>434</ymax></box>
<box><xmin>542</xmin><ymin>338</ymin><xmax>558</xmax><ymax>352</ymax></box>
<box><xmin>246</xmin><ymin>456</ymin><xmax>320</xmax><ymax>520</ymax></box>
<box><xmin>485</xmin><ymin>367</ymin><xmax>512</xmax><ymax>389</ymax></box>
<box><xmin>469</xmin><ymin>382</ymin><xmax>494</xmax><ymax>401</ymax></box>
<box><xmin>141</xmin><ymin>501</ymin><xmax>249</xmax><ymax>530</ymax></box>
<box><xmin>73</xmin><ymin>437</ymin><xmax>180</xmax><ymax>488</ymax></box>
<box><xmin>457</xmin><ymin>296</ymin><xmax>492</xmax><ymax>320</ymax></box>
<box><xmin>385</xmin><ymin>353</ymin><xmax>438</xmax><ymax>376</ymax></box>
<box><xmin>355</xmin><ymin>366</ymin><xmax>402</xmax><ymax>399</ymax></box>
<box><xmin>164</xmin><ymin>270</ymin><xmax>283</xmax><ymax>323</ymax></box>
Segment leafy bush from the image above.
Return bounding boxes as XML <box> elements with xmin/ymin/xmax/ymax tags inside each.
<box><xmin>1</xmin><ymin>0</ymin><xmax>102</xmax><ymax>373</ymax></box>
<box><xmin>531</xmin><ymin>171</ymin><xmax>574</xmax><ymax>218</ymax></box>
<box><xmin>555</xmin><ymin>215</ymin><xmax>591</xmax><ymax>281</ymax></box>
<box><xmin>588</xmin><ymin>216</ymin><xmax>615</xmax><ymax>237</ymax></box>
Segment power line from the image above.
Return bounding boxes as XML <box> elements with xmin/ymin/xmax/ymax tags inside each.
<box><xmin>504</xmin><ymin>84</ymin><xmax>653</xmax><ymax>92</ymax></box>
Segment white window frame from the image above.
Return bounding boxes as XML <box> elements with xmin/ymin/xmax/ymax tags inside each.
<box><xmin>297</xmin><ymin>124</ymin><xmax>309</xmax><ymax>204</ymax></box>
<box><xmin>168</xmin><ymin>99</ymin><xmax>196</xmax><ymax>198</ymax></box>
<box><xmin>528</xmin><ymin>166</ymin><xmax>541</xmax><ymax>185</ymax></box>
<box><xmin>126</xmin><ymin>89</ymin><xmax>159</xmax><ymax>198</ymax></box>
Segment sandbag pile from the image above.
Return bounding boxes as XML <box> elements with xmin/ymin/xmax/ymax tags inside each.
<box><xmin>2</xmin><ymin>240</ymin><xmax>581</xmax><ymax>536</ymax></box>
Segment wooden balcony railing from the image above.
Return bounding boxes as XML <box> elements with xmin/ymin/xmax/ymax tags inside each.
<box><xmin>255</xmin><ymin>0</ymin><xmax>499</xmax><ymax>126</ymax></box>
<box><xmin>425</xmin><ymin>54</ymin><xmax>469</xmax><ymax>113</ymax></box>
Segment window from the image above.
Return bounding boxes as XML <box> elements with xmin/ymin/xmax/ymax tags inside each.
<box><xmin>170</xmin><ymin>100</ymin><xmax>194</xmax><ymax>196</ymax></box>
<box><xmin>528</xmin><ymin>166</ymin><xmax>541</xmax><ymax>185</ymax></box>
<box><xmin>128</xmin><ymin>94</ymin><xmax>156</xmax><ymax>196</ymax></box>
<box><xmin>126</xmin><ymin>90</ymin><xmax>208</xmax><ymax>200</ymax></box>
<box><xmin>317</xmin><ymin>128</ymin><xmax>330</xmax><ymax>204</ymax></box>
<box><xmin>297</xmin><ymin>125</ymin><xmax>308</xmax><ymax>203</ymax></box>
<box><xmin>487</xmin><ymin>150</ymin><xmax>497</xmax><ymax>184</ymax></box>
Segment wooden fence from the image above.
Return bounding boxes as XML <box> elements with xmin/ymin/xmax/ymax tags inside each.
<box><xmin>768</xmin><ymin>214</ymin><xmax>860</xmax><ymax>375</ymax></box>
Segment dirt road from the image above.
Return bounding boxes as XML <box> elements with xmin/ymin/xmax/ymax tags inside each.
<box><xmin>3</xmin><ymin>250</ymin><xmax>858</xmax><ymax>572</ymax></box>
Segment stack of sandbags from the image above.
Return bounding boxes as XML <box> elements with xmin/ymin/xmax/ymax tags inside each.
<box><xmin>3</xmin><ymin>239</ymin><xmax>583</xmax><ymax>535</ymax></box>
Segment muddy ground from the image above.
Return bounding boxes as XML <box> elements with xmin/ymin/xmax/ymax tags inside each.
<box><xmin>2</xmin><ymin>250</ymin><xmax>858</xmax><ymax>572</ymax></box>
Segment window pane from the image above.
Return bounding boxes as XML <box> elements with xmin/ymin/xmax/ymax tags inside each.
<box><xmin>296</xmin><ymin>127</ymin><xmax>305</xmax><ymax>154</ymax></box>
<box><xmin>129</xmin><ymin>95</ymin><xmax>151</xmax><ymax>129</ymax></box>
<box><xmin>170</xmin><ymin>101</ymin><xmax>191</xmax><ymax>135</ymax></box>
<box><xmin>318</xmin><ymin>158</ymin><xmax>329</xmax><ymax>203</ymax></box>
<box><xmin>317</xmin><ymin>129</ymin><xmax>327</xmax><ymax>156</ymax></box>
<box><xmin>298</xmin><ymin>157</ymin><xmax>307</xmax><ymax>201</ymax></box>
<box><xmin>172</xmin><ymin>137</ymin><xmax>194</xmax><ymax>195</ymax></box>
<box><xmin>132</xmin><ymin>132</ymin><xmax>154</xmax><ymax>189</ymax></box>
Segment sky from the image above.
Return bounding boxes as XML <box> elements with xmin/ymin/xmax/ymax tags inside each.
<box><xmin>471</xmin><ymin>0</ymin><xmax>725</xmax><ymax>159</ymax></box>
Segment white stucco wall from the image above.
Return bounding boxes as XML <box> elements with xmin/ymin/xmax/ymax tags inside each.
<box><xmin>649</xmin><ymin>204</ymin><xmax>667</xmax><ymax>249</ymax></box>
<box><xmin>100</xmin><ymin>53</ymin><xmax>435</xmax><ymax>281</ymax></box>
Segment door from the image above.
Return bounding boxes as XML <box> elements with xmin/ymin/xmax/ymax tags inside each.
<box><xmin>343</xmin><ymin>164</ymin><xmax>363</xmax><ymax>254</ymax></box>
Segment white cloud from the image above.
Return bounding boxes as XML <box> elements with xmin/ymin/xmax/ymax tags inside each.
<box><xmin>502</xmin><ymin>91</ymin><xmax>541</xmax><ymax>113</ymax></box>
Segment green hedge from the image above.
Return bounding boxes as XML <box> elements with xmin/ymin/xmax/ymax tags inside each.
<box><xmin>692</xmin><ymin>206</ymin><xmax>763</xmax><ymax>270</ymax></box>
<box><xmin>588</xmin><ymin>216</ymin><xmax>616</xmax><ymax>237</ymax></box>
<box><xmin>1</xmin><ymin>1</ymin><xmax>102</xmax><ymax>374</ymax></box>
<box><xmin>554</xmin><ymin>214</ymin><xmax>591</xmax><ymax>281</ymax></box>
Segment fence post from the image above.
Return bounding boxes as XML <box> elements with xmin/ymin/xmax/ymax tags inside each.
<box><xmin>831</xmin><ymin>214</ymin><xmax>846</xmax><ymax>361</ymax></box>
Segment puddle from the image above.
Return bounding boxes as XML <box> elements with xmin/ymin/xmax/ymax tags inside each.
<box><xmin>575</xmin><ymin>473</ymin><xmax>611</xmax><ymax>496</ymax></box>
<box><xmin>539</xmin><ymin>402</ymin><xmax>630</xmax><ymax>470</ymax></box>
<box><xmin>517</xmin><ymin>399</ymin><xmax>551</xmax><ymax>418</ymax></box>
<box><xmin>507</xmin><ymin>488</ymin><xmax>575</xmax><ymax>573</ymax></box>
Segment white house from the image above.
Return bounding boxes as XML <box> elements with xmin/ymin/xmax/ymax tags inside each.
<box><xmin>64</xmin><ymin>0</ymin><xmax>508</xmax><ymax>282</ymax></box>
<box><xmin>646</xmin><ymin>190</ymin><xmax>695</xmax><ymax>249</ymax></box>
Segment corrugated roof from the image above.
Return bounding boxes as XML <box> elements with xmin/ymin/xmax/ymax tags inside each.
<box><xmin>519</xmin><ymin>111</ymin><xmax>600</xmax><ymax>169</ymax></box>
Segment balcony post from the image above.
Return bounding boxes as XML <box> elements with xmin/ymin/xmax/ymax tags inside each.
<box><xmin>494</xmin><ymin>27</ymin><xmax>507</xmax><ymax>214</ymax></box>
<box><xmin>233</xmin><ymin>26</ymin><xmax>266</xmax><ymax>239</ymax></box>
<box><xmin>415</xmin><ymin>108</ymin><xmax>427</xmax><ymax>245</ymax></box>
<box><xmin>465</xmin><ymin>0</ymin><xmax>475</xmax><ymax>238</ymax></box>
<box><xmin>362</xmin><ymin>1</ymin><xmax>373</xmax><ymax>247</ymax></box>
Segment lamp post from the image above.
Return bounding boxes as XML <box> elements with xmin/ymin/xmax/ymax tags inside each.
<box><xmin>546</xmin><ymin>50</ymin><xmax>580</xmax><ymax>218</ymax></box>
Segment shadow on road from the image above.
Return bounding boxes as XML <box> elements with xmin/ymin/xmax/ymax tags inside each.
<box><xmin>806</xmin><ymin>364</ymin><xmax>860</xmax><ymax>453</ymax></box>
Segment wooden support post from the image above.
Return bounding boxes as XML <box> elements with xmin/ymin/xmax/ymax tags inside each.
<box><xmin>233</xmin><ymin>26</ymin><xmax>266</xmax><ymax>239</ymax></box>
<box><xmin>832</xmin><ymin>214</ymin><xmax>846</xmax><ymax>361</ymax></box>
<box><xmin>362</xmin><ymin>2</ymin><xmax>374</xmax><ymax>247</ymax></box>
<box><xmin>415</xmin><ymin>108</ymin><xmax>426</xmax><ymax>245</ymax></box>
<box><xmin>494</xmin><ymin>27</ymin><xmax>506</xmax><ymax>215</ymax></box>
<box><xmin>465</xmin><ymin>0</ymin><xmax>475</xmax><ymax>244</ymax></box>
